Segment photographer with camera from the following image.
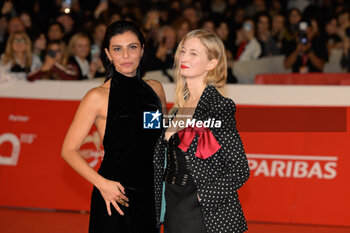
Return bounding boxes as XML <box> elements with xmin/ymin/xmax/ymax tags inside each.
<box><xmin>27</xmin><ymin>40</ymin><xmax>78</xmax><ymax>81</ymax></box>
<box><xmin>284</xmin><ymin>19</ymin><xmax>328</xmax><ymax>73</ymax></box>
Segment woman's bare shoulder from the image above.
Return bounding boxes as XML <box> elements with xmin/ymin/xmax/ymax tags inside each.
<box><xmin>82</xmin><ymin>81</ymin><xmax>110</xmax><ymax>105</ymax></box>
<box><xmin>145</xmin><ymin>79</ymin><xmax>164</xmax><ymax>95</ymax></box>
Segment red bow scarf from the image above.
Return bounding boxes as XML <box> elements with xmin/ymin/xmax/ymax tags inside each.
<box><xmin>177</xmin><ymin>126</ymin><xmax>221</xmax><ymax>159</ymax></box>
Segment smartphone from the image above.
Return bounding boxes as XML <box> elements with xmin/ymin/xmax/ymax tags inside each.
<box><xmin>243</xmin><ymin>22</ymin><xmax>253</xmax><ymax>32</ymax></box>
<box><xmin>90</xmin><ymin>45</ymin><xmax>100</xmax><ymax>62</ymax></box>
<box><xmin>47</xmin><ymin>49</ymin><xmax>56</xmax><ymax>58</ymax></box>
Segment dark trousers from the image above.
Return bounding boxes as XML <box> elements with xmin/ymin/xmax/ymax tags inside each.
<box><xmin>164</xmin><ymin>183</ymin><xmax>206</xmax><ymax>233</ymax></box>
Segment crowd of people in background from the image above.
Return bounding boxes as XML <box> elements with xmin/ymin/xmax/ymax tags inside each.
<box><xmin>1</xmin><ymin>0</ymin><xmax>350</xmax><ymax>84</ymax></box>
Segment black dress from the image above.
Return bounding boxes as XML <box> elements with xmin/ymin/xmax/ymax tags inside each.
<box><xmin>89</xmin><ymin>70</ymin><xmax>162</xmax><ymax>233</ymax></box>
<box><xmin>163</xmin><ymin>132</ymin><xmax>206</xmax><ymax>233</ymax></box>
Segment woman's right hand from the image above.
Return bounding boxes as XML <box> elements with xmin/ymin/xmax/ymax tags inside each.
<box><xmin>98</xmin><ymin>179</ymin><xmax>129</xmax><ymax>216</ymax></box>
<box><xmin>41</xmin><ymin>56</ymin><xmax>56</xmax><ymax>72</ymax></box>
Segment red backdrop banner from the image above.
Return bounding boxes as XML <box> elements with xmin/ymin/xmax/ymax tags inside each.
<box><xmin>237</xmin><ymin>106</ymin><xmax>350</xmax><ymax>226</ymax></box>
<box><xmin>1</xmin><ymin>98</ymin><xmax>349</xmax><ymax>226</ymax></box>
<box><xmin>0</xmin><ymin>98</ymin><xmax>102</xmax><ymax>210</ymax></box>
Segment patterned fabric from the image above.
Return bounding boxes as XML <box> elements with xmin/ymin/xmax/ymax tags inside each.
<box><xmin>154</xmin><ymin>85</ymin><xmax>250</xmax><ymax>233</ymax></box>
<box><xmin>163</xmin><ymin>132</ymin><xmax>195</xmax><ymax>186</ymax></box>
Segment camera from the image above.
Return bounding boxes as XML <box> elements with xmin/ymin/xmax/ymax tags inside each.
<box><xmin>298</xmin><ymin>21</ymin><xmax>308</xmax><ymax>45</ymax></box>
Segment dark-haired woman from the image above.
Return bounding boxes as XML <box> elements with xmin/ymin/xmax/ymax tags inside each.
<box><xmin>61</xmin><ymin>20</ymin><xmax>167</xmax><ymax>233</ymax></box>
<box><xmin>47</xmin><ymin>22</ymin><xmax>65</xmax><ymax>42</ymax></box>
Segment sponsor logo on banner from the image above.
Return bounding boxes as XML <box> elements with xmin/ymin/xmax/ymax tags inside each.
<box><xmin>0</xmin><ymin>133</ymin><xmax>21</xmax><ymax>166</ymax></box>
<box><xmin>247</xmin><ymin>154</ymin><xmax>337</xmax><ymax>179</ymax></box>
<box><xmin>0</xmin><ymin>114</ymin><xmax>36</xmax><ymax>166</ymax></box>
<box><xmin>79</xmin><ymin>131</ymin><xmax>103</xmax><ymax>168</ymax></box>
<box><xmin>0</xmin><ymin>133</ymin><xmax>37</xmax><ymax>166</ymax></box>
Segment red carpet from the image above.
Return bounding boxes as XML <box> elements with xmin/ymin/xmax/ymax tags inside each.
<box><xmin>1</xmin><ymin>207</ymin><xmax>349</xmax><ymax>233</ymax></box>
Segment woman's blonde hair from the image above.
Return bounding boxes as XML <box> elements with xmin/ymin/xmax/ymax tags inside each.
<box><xmin>173</xmin><ymin>29</ymin><xmax>227</xmax><ymax>108</ymax></box>
<box><xmin>63</xmin><ymin>33</ymin><xmax>90</xmax><ymax>65</ymax></box>
<box><xmin>2</xmin><ymin>32</ymin><xmax>32</xmax><ymax>70</ymax></box>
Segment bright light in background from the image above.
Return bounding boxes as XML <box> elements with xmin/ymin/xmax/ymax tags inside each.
<box><xmin>62</xmin><ymin>0</ymin><xmax>71</xmax><ymax>14</ymax></box>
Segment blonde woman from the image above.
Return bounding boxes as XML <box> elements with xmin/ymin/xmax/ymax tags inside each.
<box><xmin>0</xmin><ymin>32</ymin><xmax>41</xmax><ymax>84</ymax></box>
<box><xmin>154</xmin><ymin>29</ymin><xmax>250</xmax><ymax>233</ymax></box>
<box><xmin>64</xmin><ymin>33</ymin><xmax>103</xmax><ymax>80</ymax></box>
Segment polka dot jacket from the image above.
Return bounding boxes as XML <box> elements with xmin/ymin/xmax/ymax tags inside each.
<box><xmin>154</xmin><ymin>85</ymin><xmax>250</xmax><ymax>233</ymax></box>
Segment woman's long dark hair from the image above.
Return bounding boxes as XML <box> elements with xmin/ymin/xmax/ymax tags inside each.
<box><xmin>101</xmin><ymin>20</ymin><xmax>146</xmax><ymax>80</ymax></box>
